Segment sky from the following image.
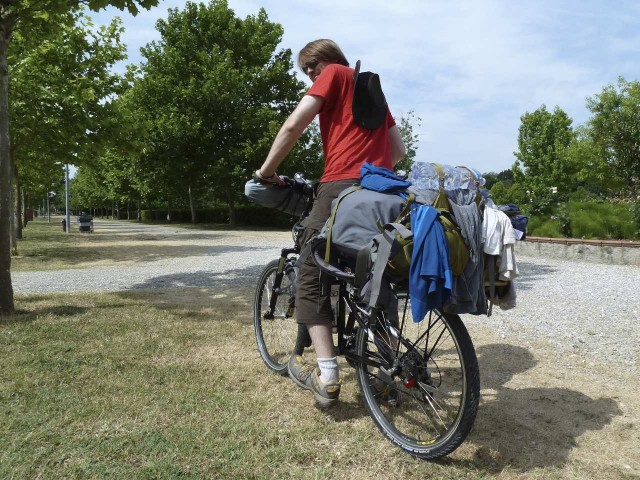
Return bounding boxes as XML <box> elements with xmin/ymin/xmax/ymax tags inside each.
<box><xmin>92</xmin><ymin>0</ymin><xmax>640</xmax><ymax>174</ymax></box>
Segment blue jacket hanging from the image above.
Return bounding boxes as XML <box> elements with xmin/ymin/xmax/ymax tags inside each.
<box><xmin>409</xmin><ymin>205</ymin><xmax>452</xmax><ymax>322</ymax></box>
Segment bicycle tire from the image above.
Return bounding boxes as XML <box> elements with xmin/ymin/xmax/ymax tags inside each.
<box><xmin>355</xmin><ymin>298</ymin><xmax>480</xmax><ymax>459</ymax></box>
<box><xmin>254</xmin><ymin>259</ymin><xmax>299</xmax><ymax>375</ymax></box>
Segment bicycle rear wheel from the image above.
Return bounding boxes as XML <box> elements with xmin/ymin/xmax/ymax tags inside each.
<box><xmin>355</xmin><ymin>296</ymin><xmax>480</xmax><ymax>459</ymax></box>
<box><xmin>254</xmin><ymin>259</ymin><xmax>299</xmax><ymax>375</ymax></box>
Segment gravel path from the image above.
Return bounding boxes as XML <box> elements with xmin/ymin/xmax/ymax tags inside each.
<box><xmin>465</xmin><ymin>257</ymin><xmax>639</xmax><ymax>371</ymax></box>
<box><xmin>12</xmin><ymin>220</ymin><xmax>289</xmax><ymax>294</ymax></box>
<box><xmin>12</xmin><ymin>220</ymin><xmax>640</xmax><ymax>370</ymax></box>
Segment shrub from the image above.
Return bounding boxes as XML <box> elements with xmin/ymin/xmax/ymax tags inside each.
<box><xmin>551</xmin><ymin>203</ymin><xmax>572</xmax><ymax>237</ymax></box>
<box><xmin>139</xmin><ymin>205</ymin><xmax>295</xmax><ymax>229</ymax></box>
<box><xmin>525</xmin><ymin>201</ymin><xmax>637</xmax><ymax>240</ymax></box>
<box><xmin>527</xmin><ymin>216</ymin><xmax>563</xmax><ymax>237</ymax></box>
<box><xmin>568</xmin><ymin>187</ymin><xmax>603</xmax><ymax>203</ymax></box>
<box><xmin>567</xmin><ymin>201</ymin><xmax>637</xmax><ymax>239</ymax></box>
<box><xmin>631</xmin><ymin>200</ymin><xmax>640</xmax><ymax>236</ymax></box>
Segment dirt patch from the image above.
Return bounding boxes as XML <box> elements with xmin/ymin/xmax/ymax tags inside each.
<box><xmin>463</xmin><ymin>321</ymin><xmax>638</xmax><ymax>477</ymax></box>
<box><xmin>133</xmin><ymin>286</ymin><xmax>640</xmax><ymax>477</ymax></box>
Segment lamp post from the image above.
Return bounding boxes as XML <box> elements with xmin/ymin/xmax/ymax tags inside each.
<box><xmin>65</xmin><ymin>163</ymin><xmax>70</xmax><ymax>234</ymax></box>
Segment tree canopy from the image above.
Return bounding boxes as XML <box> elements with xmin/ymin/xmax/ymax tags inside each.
<box><xmin>0</xmin><ymin>0</ymin><xmax>159</xmax><ymax>315</ymax></box>
<box><xmin>124</xmin><ymin>0</ymin><xmax>318</xmax><ymax>223</ymax></box>
<box><xmin>513</xmin><ymin>105</ymin><xmax>575</xmax><ymax>213</ymax></box>
<box><xmin>586</xmin><ymin>77</ymin><xmax>640</xmax><ymax>195</ymax></box>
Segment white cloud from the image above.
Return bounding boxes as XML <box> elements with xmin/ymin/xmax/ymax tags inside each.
<box><xmin>92</xmin><ymin>0</ymin><xmax>640</xmax><ymax>173</ymax></box>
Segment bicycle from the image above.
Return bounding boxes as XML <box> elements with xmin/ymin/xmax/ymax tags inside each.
<box><xmin>253</xmin><ymin>174</ymin><xmax>480</xmax><ymax>460</ymax></box>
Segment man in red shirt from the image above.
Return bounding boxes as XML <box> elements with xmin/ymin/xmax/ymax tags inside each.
<box><xmin>256</xmin><ymin>39</ymin><xmax>405</xmax><ymax>407</ymax></box>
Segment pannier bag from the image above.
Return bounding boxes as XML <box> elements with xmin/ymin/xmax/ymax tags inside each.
<box><xmin>244</xmin><ymin>178</ymin><xmax>308</xmax><ymax>216</ymax></box>
<box><xmin>496</xmin><ymin>203</ymin><xmax>528</xmax><ymax>240</ymax></box>
<box><xmin>421</xmin><ymin>162</ymin><xmax>473</xmax><ymax>276</ymax></box>
<box><xmin>433</xmin><ymin>187</ymin><xmax>470</xmax><ymax>277</ymax></box>
<box><xmin>318</xmin><ymin>186</ymin><xmax>409</xmax><ymax>264</ymax></box>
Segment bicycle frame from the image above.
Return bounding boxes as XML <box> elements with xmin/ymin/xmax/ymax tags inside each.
<box><xmin>253</xmin><ymin>173</ymin><xmax>480</xmax><ymax>460</ymax></box>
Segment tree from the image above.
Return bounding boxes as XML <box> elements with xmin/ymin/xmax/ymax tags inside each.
<box><xmin>0</xmin><ymin>0</ymin><xmax>159</xmax><ymax>315</ymax></box>
<box><xmin>483</xmin><ymin>169</ymin><xmax>514</xmax><ymax>190</ymax></box>
<box><xmin>395</xmin><ymin>110</ymin><xmax>421</xmax><ymax>173</ymax></box>
<box><xmin>563</xmin><ymin>125</ymin><xmax>624</xmax><ymax>197</ymax></box>
<box><xmin>513</xmin><ymin>105</ymin><xmax>575</xmax><ymax>213</ymax></box>
<box><xmin>10</xmin><ymin>12</ymin><xmax>130</xmax><ymax>242</ymax></box>
<box><xmin>586</xmin><ymin>77</ymin><xmax>640</xmax><ymax>196</ymax></box>
<box><xmin>130</xmin><ymin>0</ymin><xmax>313</xmax><ymax>224</ymax></box>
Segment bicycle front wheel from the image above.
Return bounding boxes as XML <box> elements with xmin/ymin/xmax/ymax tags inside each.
<box><xmin>254</xmin><ymin>259</ymin><xmax>299</xmax><ymax>375</ymax></box>
<box><xmin>355</xmin><ymin>297</ymin><xmax>480</xmax><ymax>460</ymax></box>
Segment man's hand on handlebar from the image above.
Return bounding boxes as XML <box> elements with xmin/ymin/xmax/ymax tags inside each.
<box><xmin>255</xmin><ymin>169</ymin><xmax>286</xmax><ymax>187</ymax></box>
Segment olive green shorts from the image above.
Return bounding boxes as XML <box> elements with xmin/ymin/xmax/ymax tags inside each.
<box><xmin>295</xmin><ymin>179</ymin><xmax>357</xmax><ymax>325</ymax></box>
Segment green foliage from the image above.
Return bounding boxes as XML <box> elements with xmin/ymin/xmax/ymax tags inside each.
<box><xmin>395</xmin><ymin>110</ymin><xmax>421</xmax><ymax>173</ymax></box>
<box><xmin>586</xmin><ymin>77</ymin><xmax>640</xmax><ymax>195</ymax></box>
<box><xmin>10</xmin><ymin>11</ymin><xmax>130</xmax><ymax>201</ymax></box>
<box><xmin>566</xmin><ymin>201</ymin><xmax>637</xmax><ymax>240</ymax></box>
<box><xmin>514</xmin><ymin>105</ymin><xmax>576</xmax><ymax>213</ymax></box>
<box><xmin>527</xmin><ymin>216</ymin><xmax>563</xmax><ymax>238</ymax></box>
<box><xmin>489</xmin><ymin>181</ymin><xmax>508</xmax><ymax>205</ymax></box>
<box><xmin>567</xmin><ymin>186</ymin><xmax>603</xmax><ymax>203</ymax></box>
<box><xmin>564</xmin><ymin>125</ymin><xmax>622</xmax><ymax>197</ymax></box>
<box><xmin>128</xmin><ymin>0</ymin><xmax>316</xmax><ymax>222</ymax></box>
<box><xmin>528</xmin><ymin>201</ymin><xmax>638</xmax><ymax>240</ymax></box>
<box><xmin>551</xmin><ymin>203</ymin><xmax>572</xmax><ymax>237</ymax></box>
<box><xmin>483</xmin><ymin>169</ymin><xmax>514</xmax><ymax>190</ymax></box>
<box><xmin>140</xmin><ymin>205</ymin><xmax>295</xmax><ymax>228</ymax></box>
<box><xmin>490</xmin><ymin>181</ymin><xmax>528</xmax><ymax>211</ymax></box>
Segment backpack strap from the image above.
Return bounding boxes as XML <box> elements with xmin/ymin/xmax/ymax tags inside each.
<box><xmin>324</xmin><ymin>185</ymin><xmax>361</xmax><ymax>265</ymax></box>
<box><xmin>354</xmin><ymin>245</ymin><xmax>371</xmax><ymax>290</ymax></box>
<box><xmin>433</xmin><ymin>163</ymin><xmax>446</xmax><ymax>190</ymax></box>
<box><xmin>367</xmin><ymin>222</ymin><xmax>413</xmax><ymax>309</ymax></box>
<box><xmin>395</xmin><ymin>193</ymin><xmax>415</xmax><ymax>223</ymax></box>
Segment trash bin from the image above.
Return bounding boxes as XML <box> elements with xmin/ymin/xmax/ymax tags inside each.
<box><xmin>77</xmin><ymin>214</ymin><xmax>93</xmax><ymax>233</ymax></box>
<box><xmin>62</xmin><ymin>219</ymin><xmax>66</xmax><ymax>232</ymax></box>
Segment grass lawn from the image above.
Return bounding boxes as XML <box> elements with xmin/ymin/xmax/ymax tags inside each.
<box><xmin>2</xmin><ymin>219</ymin><xmax>637</xmax><ymax>478</ymax></box>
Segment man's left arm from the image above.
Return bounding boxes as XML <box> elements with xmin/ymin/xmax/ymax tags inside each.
<box><xmin>389</xmin><ymin>125</ymin><xmax>406</xmax><ymax>166</ymax></box>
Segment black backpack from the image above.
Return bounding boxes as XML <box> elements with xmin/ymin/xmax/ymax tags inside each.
<box><xmin>352</xmin><ymin>60</ymin><xmax>387</xmax><ymax>130</ymax></box>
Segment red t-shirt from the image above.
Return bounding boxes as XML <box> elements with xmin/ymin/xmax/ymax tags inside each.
<box><xmin>306</xmin><ymin>64</ymin><xmax>396</xmax><ymax>182</ymax></box>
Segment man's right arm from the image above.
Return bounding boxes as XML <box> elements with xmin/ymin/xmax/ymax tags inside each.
<box><xmin>257</xmin><ymin>95</ymin><xmax>324</xmax><ymax>183</ymax></box>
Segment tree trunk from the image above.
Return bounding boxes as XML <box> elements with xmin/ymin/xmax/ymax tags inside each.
<box><xmin>13</xmin><ymin>161</ymin><xmax>22</xmax><ymax>240</ymax></box>
<box><xmin>166</xmin><ymin>199</ymin><xmax>171</xmax><ymax>223</ymax></box>
<box><xmin>23</xmin><ymin>191</ymin><xmax>28</xmax><ymax>227</ymax></box>
<box><xmin>0</xmin><ymin>17</ymin><xmax>15</xmax><ymax>315</ymax></box>
<box><xmin>188</xmin><ymin>184</ymin><xmax>196</xmax><ymax>224</ymax></box>
<box><xmin>226</xmin><ymin>185</ymin><xmax>236</xmax><ymax>226</ymax></box>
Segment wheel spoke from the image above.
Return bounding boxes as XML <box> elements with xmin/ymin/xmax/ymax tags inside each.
<box><xmin>254</xmin><ymin>261</ymin><xmax>299</xmax><ymax>375</ymax></box>
<box><xmin>355</xmin><ymin>294</ymin><xmax>479</xmax><ymax>459</ymax></box>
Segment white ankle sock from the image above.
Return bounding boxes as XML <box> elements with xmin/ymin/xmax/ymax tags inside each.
<box><xmin>317</xmin><ymin>357</ymin><xmax>339</xmax><ymax>384</ymax></box>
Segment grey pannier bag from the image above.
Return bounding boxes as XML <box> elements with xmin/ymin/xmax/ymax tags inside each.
<box><xmin>244</xmin><ymin>178</ymin><xmax>308</xmax><ymax>216</ymax></box>
<box><xmin>316</xmin><ymin>185</ymin><xmax>408</xmax><ymax>265</ymax></box>
<box><xmin>310</xmin><ymin>185</ymin><xmax>413</xmax><ymax>311</ymax></box>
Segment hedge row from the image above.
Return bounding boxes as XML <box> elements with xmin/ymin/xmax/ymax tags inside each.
<box><xmin>527</xmin><ymin>200</ymin><xmax>639</xmax><ymax>240</ymax></box>
<box><xmin>138</xmin><ymin>205</ymin><xmax>297</xmax><ymax>229</ymax></box>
